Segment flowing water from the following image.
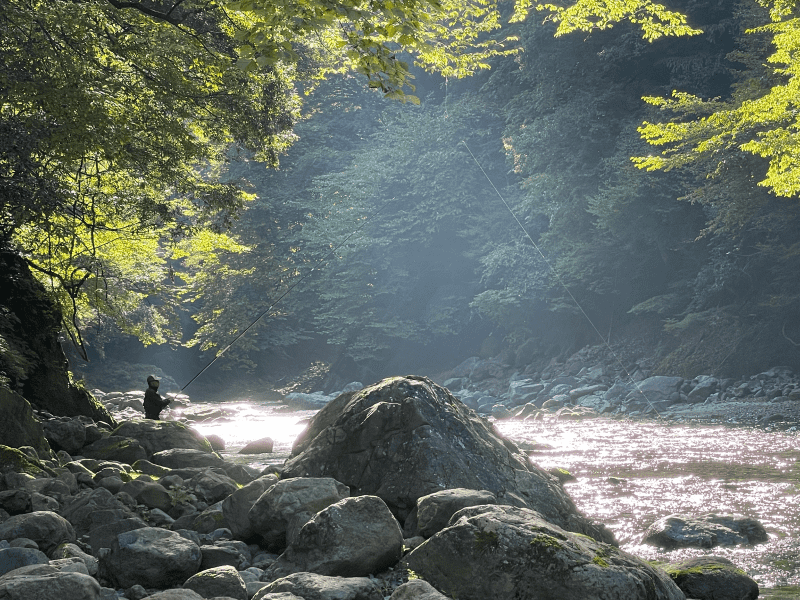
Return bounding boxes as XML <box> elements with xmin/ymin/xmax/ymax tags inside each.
<box><xmin>181</xmin><ymin>400</ymin><xmax>800</xmax><ymax>599</ymax></box>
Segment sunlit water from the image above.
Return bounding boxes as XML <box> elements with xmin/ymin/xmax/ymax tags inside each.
<box><xmin>175</xmin><ymin>401</ymin><xmax>800</xmax><ymax>598</ymax></box>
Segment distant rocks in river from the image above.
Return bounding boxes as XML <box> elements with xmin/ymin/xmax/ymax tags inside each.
<box><xmin>0</xmin><ymin>375</ymin><xmax>770</xmax><ymax>600</ymax></box>
<box><xmin>437</xmin><ymin>346</ymin><xmax>800</xmax><ymax>425</ymax></box>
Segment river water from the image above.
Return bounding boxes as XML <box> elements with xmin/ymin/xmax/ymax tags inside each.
<box><xmin>183</xmin><ymin>400</ymin><xmax>800</xmax><ymax>599</ymax></box>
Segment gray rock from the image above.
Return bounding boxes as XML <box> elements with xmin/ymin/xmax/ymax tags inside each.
<box><xmin>199</xmin><ymin>544</ymin><xmax>241</xmax><ymax>570</ymax></box>
<box><xmin>248</xmin><ymin>477</ymin><xmax>349</xmax><ymax>551</ymax></box>
<box><xmin>42</xmin><ymin>417</ymin><xmax>86</xmax><ymax>455</ymax></box>
<box><xmin>642</xmin><ymin>513</ymin><xmax>769</xmax><ymax>549</ymax></box>
<box><xmin>0</xmin><ymin>490</ymin><xmax>32</xmax><ymax>515</ymax></box>
<box><xmin>80</xmin><ymin>436</ymin><xmax>148</xmax><ymax>465</ymax></box>
<box><xmin>191</xmin><ymin>505</ymin><xmax>230</xmax><ymax>535</ymax></box>
<box><xmin>664</xmin><ymin>555</ymin><xmax>759</xmax><ymax>600</ymax></box>
<box><xmin>414</xmin><ymin>489</ymin><xmax>497</xmax><ymax>538</ymax></box>
<box><xmin>222</xmin><ymin>475</ymin><xmax>279</xmax><ymax>542</ymax></box>
<box><xmin>403</xmin><ymin>504</ymin><xmax>684</xmax><ymax>600</ymax></box>
<box><xmin>239</xmin><ymin>437</ymin><xmax>275</xmax><ymax>454</ymax></box>
<box><xmin>0</xmin><ymin>510</ymin><xmax>76</xmax><ymax>555</ymax></box>
<box><xmin>266</xmin><ymin>495</ymin><xmax>403</xmax><ymax>578</ymax></box>
<box><xmin>0</xmin><ymin>571</ymin><xmax>101</xmax><ymax>600</ymax></box>
<box><xmin>253</xmin><ymin>572</ymin><xmax>383</xmax><ymax>600</ymax></box>
<box><xmin>390</xmin><ymin>580</ymin><xmax>452</xmax><ymax>600</ymax></box>
<box><xmin>61</xmin><ymin>487</ymin><xmax>137</xmax><ymax>539</ymax></box>
<box><xmin>189</xmin><ymin>469</ymin><xmax>239</xmax><ymax>504</ymax></box>
<box><xmin>282</xmin><ymin>376</ymin><xmax>613</xmax><ymax>544</ymax></box>
<box><xmin>133</xmin><ymin>481</ymin><xmax>173</xmax><ymax>511</ymax></box>
<box><xmin>687</xmin><ymin>376</ymin><xmax>719</xmax><ymax>404</ymax></box>
<box><xmin>183</xmin><ymin>565</ymin><xmax>247</xmax><ymax>600</ymax></box>
<box><xmin>100</xmin><ymin>526</ymin><xmax>202</xmax><ymax>588</ymax></box>
<box><xmin>625</xmin><ymin>376</ymin><xmax>685</xmax><ymax>406</ymax></box>
<box><xmin>151</xmin><ymin>448</ymin><xmax>225</xmax><ymax>469</ymax></box>
<box><xmin>569</xmin><ymin>384</ymin><xmax>608</xmax><ymax>401</ymax></box>
<box><xmin>51</xmin><ymin>542</ymin><xmax>99</xmax><ymax>575</ymax></box>
<box><xmin>0</xmin><ymin>547</ymin><xmax>49</xmax><ymax>577</ymax></box>
<box><xmin>0</xmin><ymin>388</ymin><xmax>54</xmax><ymax>460</ymax></box>
<box><xmin>206</xmin><ymin>434</ymin><xmax>226</xmax><ymax>452</ymax></box>
<box><xmin>30</xmin><ymin>491</ymin><xmax>59</xmax><ymax>512</ymax></box>
<box><xmin>88</xmin><ymin>516</ymin><xmax>148</xmax><ymax>556</ymax></box>
<box><xmin>112</xmin><ymin>420</ymin><xmax>212</xmax><ymax>458</ymax></box>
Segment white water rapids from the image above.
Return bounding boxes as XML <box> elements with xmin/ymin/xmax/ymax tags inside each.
<box><xmin>177</xmin><ymin>399</ymin><xmax>800</xmax><ymax>599</ymax></box>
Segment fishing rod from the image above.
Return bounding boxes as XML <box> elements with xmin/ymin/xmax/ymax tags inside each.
<box><xmin>460</xmin><ymin>140</ymin><xmax>663</xmax><ymax>419</ymax></box>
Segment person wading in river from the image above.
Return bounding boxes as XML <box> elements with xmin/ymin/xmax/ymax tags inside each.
<box><xmin>143</xmin><ymin>375</ymin><xmax>170</xmax><ymax>420</ymax></box>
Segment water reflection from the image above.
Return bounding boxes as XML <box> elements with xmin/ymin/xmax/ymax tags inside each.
<box><xmin>496</xmin><ymin>418</ymin><xmax>800</xmax><ymax>591</ymax></box>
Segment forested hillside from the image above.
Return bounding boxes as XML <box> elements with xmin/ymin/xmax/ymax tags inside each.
<box><xmin>3</xmin><ymin>0</ymin><xmax>800</xmax><ymax>397</ymax></box>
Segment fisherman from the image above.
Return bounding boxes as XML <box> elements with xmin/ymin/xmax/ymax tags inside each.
<box><xmin>143</xmin><ymin>375</ymin><xmax>170</xmax><ymax>420</ymax></box>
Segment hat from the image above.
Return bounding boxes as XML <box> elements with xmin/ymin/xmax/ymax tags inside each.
<box><xmin>147</xmin><ymin>375</ymin><xmax>160</xmax><ymax>384</ymax></box>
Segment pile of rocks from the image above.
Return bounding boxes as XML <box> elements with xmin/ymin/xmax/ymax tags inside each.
<box><xmin>0</xmin><ymin>377</ymin><xmax>762</xmax><ymax>600</ymax></box>
<box><xmin>442</xmin><ymin>347</ymin><xmax>800</xmax><ymax>425</ymax></box>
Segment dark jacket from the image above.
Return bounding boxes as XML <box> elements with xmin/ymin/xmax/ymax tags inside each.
<box><xmin>143</xmin><ymin>387</ymin><xmax>169</xmax><ymax>419</ymax></box>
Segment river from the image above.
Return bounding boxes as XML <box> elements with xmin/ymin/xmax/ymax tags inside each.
<box><xmin>183</xmin><ymin>400</ymin><xmax>800</xmax><ymax>599</ymax></box>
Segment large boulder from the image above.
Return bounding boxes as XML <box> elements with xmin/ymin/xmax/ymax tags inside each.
<box><xmin>88</xmin><ymin>517</ymin><xmax>148</xmax><ymax>556</ymax></box>
<box><xmin>0</xmin><ymin>250</ymin><xmax>114</xmax><ymax>427</ymax></box>
<box><xmin>403</xmin><ymin>504</ymin><xmax>685</xmax><ymax>600</ymax></box>
<box><xmin>0</xmin><ymin>570</ymin><xmax>101</xmax><ymax>600</ymax></box>
<box><xmin>112</xmin><ymin>420</ymin><xmax>212</xmax><ymax>458</ymax></box>
<box><xmin>414</xmin><ymin>488</ymin><xmax>497</xmax><ymax>538</ymax></box>
<box><xmin>79</xmin><ymin>436</ymin><xmax>147</xmax><ymax>465</ymax></box>
<box><xmin>183</xmin><ymin>565</ymin><xmax>247</xmax><ymax>600</ymax></box>
<box><xmin>0</xmin><ymin>389</ymin><xmax>53</xmax><ymax>458</ymax></box>
<box><xmin>41</xmin><ymin>417</ymin><xmax>86</xmax><ymax>455</ymax></box>
<box><xmin>253</xmin><ymin>572</ymin><xmax>383</xmax><ymax>600</ymax></box>
<box><xmin>151</xmin><ymin>448</ymin><xmax>225</xmax><ymax>469</ymax></box>
<box><xmin>248</xmin><ymin>477</ymin><xmax>350</xmax><ymax>551</ymax></box>
<box><xmin>100</xmin><ymin>526</ymin><xmax>202</xmax><ymax>588</ymax></box>
<box><xmin>60</xmin><ymin>487</ymin><xmax>136</xmax><ymax>539</ymax></box>
<box><xmin>0</xmin><ymin>511</ymin><xmax>76</xmax><ymax>555</ymax></box>
<box><xmin>0</xmin><ymin>446</ymin><xmax>55</xmax><ymax>478</ymax></box>
<box><xmin>0</xmin><ymin>547</ymin><xmax>50</xmax><ymax>577</ymax></box>
<box><xmin>624</xmin><ymin>376</ymin><xmax>684</xmax><ymax>409</ymax></box>
<box><xmin>642</xmin><ymin>513</ymin><xmax>769</xmax><ymax>549</ymax></box>
<box><xmin>283</xmin><ymin>376</ymin><xmax>612</xmax><ymax>542</ymax></box>
<box><xmin>188</xmin><ymin>469</ymin><xmax>239</xmax><ymax>504</ymax></box>
<box><xmin>222</xmin><ymin>474</ymin><xmax>279</xmax><ymax>542</ymax></box>
<box><xmin>267</xmin><ymin>495</ymin><xmax>404</xmax><ymax>578</ymax></box>
<box><xmin>664</xmin><ymin>556</ymin><xmax>759</xmax><ymax>600</ymax></box>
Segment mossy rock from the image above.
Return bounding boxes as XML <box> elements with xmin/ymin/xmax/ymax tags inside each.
<box><xmin>0</xmin><ymin>386</ymin><xmax>53</xmax><ymax>459</ymax></box>
<box><xmin>0</xmin><ymin>444</ymin><xmax>57</xmax><ymax>477</ymax></box>
<box><xmin>664</xmin><ymin>556</ymin><xmax>759</xmax><ymax>600</ymax></box>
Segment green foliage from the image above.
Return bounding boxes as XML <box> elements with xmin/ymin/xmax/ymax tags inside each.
<box><xmin>633</xmin><ymin>0</ymin><xmax>800</xmax><ymax>200</ymax></box>
<box><xmin>230</xmin><ymin>0</ymin><xmax>531</xmax><ymax>102</ymax></box>
<box><xmin>535</xmin><ymin>0</ymin><xmax>703</xmax><ymax>41</ymax></box>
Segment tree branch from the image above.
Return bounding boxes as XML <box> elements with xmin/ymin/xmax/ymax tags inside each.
<box><xmin>105</xmin><ymin>0</ymin><xmax>183</xmax><ymax>26</ymax></box>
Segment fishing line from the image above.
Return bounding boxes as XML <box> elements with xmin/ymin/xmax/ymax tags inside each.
<box><xmin>173</xmin><ymin>198</ymin><xmax>395</xmax><ymax>396</ymax></box>
<box><xmin>461</xmin><ymin>140</ymin><xmax>663</xmax><ymax>418</ymax></box>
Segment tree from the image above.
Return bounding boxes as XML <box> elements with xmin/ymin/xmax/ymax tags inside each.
<box><xmin>0</xmin><ymin>0</ymin><xmax>537</xmax><ymax>360</ymax></box>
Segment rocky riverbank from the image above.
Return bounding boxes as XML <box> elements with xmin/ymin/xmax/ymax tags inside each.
<box><xmin>278</xmin><ymin>345</ymin><xmax>800</xmax><ymax>430</ymax></box>
<box><xmin>0</xmin><ymin>376</ymin><xmax>768</xmax><ymax>600</ymax></box>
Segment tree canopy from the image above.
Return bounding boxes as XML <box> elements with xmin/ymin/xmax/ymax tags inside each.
<box><xmin>0</xmin><ymin>0</ymin><xmax>532</xmax><ymax>356</ymax></box>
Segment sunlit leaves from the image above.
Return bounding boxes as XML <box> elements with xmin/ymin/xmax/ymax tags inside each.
<box><xmin>535</xmin><ymin>0</ymin><xmax>702</xmax><ymax>41</ymax></box>
<box><xmin>229</xmin><ymin>0</ymin><xmax>528</xmax><ymax>102</ymax></box>
<box><xmin>632</xmin><ymin>2</ymin><xmax>800</xmax><ymax>200</ymax></box>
